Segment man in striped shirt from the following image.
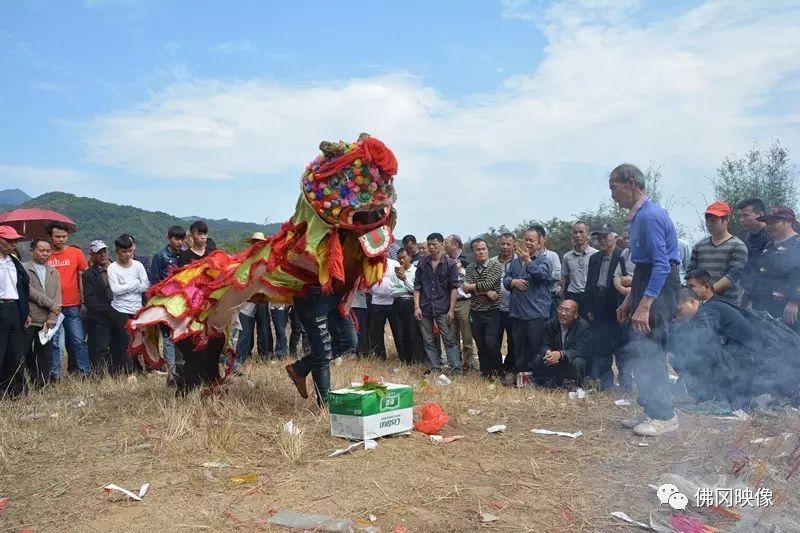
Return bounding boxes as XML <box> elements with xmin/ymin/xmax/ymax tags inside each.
<box><xmin>688</xmin><ymin>202</ymin><xmax>748</xmax><ymax>304</ymax></box>
<box><xmin>463</xmin><ymin>238</ymin><xmax>503</xmax><ymax>378</ymax></box>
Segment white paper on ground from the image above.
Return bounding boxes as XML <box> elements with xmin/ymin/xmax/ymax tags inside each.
<box><xmin>615</xmin><ymin>399</ymin><xmax>632</xmax><ymax>406</ymax></box>
<box><xmin>611</xmin><ymin>511</ymin><xmax>651</xmax><ymax>529</ymax></box>
<box><xmin>468</xmin><ymin>409</ymin><xmax>480</xmax><ymax>416</ymax></box>
<box><xmin>202</xmin><ymin>462</ymin><xmax>229</xmax><ymax>468</ymax></box>
<box><xmin>328</xmin><ymin>439</ymin><xmax>377</xmax><ymax>458</ymax></box>
<box><xmin>38</xmin><ymin>313</ymin><xmax>64</xmax><ymax>345</ymax></box>
<box><xmin>284</xmin><ymin>420</ymin><xmax>301</xmax><ymax>436</ymax></box>
<box><xmin>486</xmin><ymin>425</ymin><xmax>507</xmax><ymax>433</ymax></box>
<box><xmin>568</xmin><ymin>388</ymin><xmax>586</xmax><ymax>400</ymax></box>
<box><xmin>103</xmin><ymin>483</ymin><xmax>149</xmax><ymax>501</ymax></box>
<box><xmin>530</xmin><ymin>429</ymin><xmax>583</xmax><ymax>438</ymax></box>
<box><xmin>714</xmin><ymin>409</ymin><xmax>751</xmax><ymax>421</ymax></box>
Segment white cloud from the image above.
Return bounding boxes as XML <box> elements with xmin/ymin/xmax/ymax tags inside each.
<box><xmin>211</xmin><ymin>40</ymin><xmax>254</xmax><ymax>54</ymax></box>
<box><xmin>82</xmin><ymin>0</ymin><xmax>800</xmax><ymax>238</ymax></box>
<box><xmin>0</xmin><ymin>165</ymin><xmax>95</xmax><ymax>197</ymax></box>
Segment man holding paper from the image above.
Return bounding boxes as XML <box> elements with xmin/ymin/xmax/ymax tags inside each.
<box><xmin>23</xmin><ymin>238</ymin><xmax>61</xmax><ymax>388</ymax></box>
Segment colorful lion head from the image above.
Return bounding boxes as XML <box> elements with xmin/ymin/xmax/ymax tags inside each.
<box><xmin>300</xmin><ymin>134</ymin><xmax>398</xmax><ymax>231</ymax></box>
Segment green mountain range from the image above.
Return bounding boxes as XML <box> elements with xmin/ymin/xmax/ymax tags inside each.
<box><xmin>11</xmin><ymin>191</ymin><xmax>280</xmax><ymax>257</ymax></box>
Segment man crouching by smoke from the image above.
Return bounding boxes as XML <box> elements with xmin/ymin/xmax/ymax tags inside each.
<box><xmin>671</xmin><ymin>269</ymin><xmax>800</xmax><ymax>409</ymax></box>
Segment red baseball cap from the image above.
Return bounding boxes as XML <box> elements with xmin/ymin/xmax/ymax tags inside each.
<box><xmin>705</xmin><ymin>201</ymin><xmax>732</xmax><ymax>217</ymax></box>
<box><xmin>0</xmin><ymin>225</ymin><xmax>24</xmax><ymax>240</ymax></box>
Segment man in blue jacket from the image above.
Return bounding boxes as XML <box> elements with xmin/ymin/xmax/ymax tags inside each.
<box><xmin>502</xmin><ymin>225</ymin><xmax>552</xmax><ymax>387</ymax></box>
<box><xmin>149</xmin><ymin>225</ymin><xmax>185</xmax><ymax>383</ymax></box>
<box><xmin>610</xmin><ymin>164</ymin><xmax>681</xmax><ymax>437</ymax></box>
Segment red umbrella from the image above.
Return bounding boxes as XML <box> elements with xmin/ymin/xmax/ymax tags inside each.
<box><xmin>0</xmin><ymin>208</ymin><xmax>77</xmax><ymax>240</ymax></box>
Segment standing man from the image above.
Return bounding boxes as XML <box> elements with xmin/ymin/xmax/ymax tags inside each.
<box><xmin>444</xmin><ymin>234</ymin><xmax>475</xmax><ymax>372</ymax></box>
<box><xmin>585</xmin><ymin>224</ymin><xmax>626</xmax><ymax>390</ymax></box>
<box><xmin>23</xmin><ymin>239</ymin><xmax>61</xmax><ymax>388</ymax></box>
<box><xmin>494</xmin><ymin>233</ymin><xmax>517</xmax><ymax>382</ymax></box>
<box><xmin>402</xmin><ymin>235</ymin><xmax>421</xmax><ymax>265</ymax></box>
<box><xmin>463</xmin><ymin>238</ymin><xmax>503</xmax><ymax>378</ymax></box>
<box><xmin>149</xmin><ymin>225</ymin><xmax>185</xmax><ymax>380</ymax></box>
<box><xmin>413</xmin><ymin>233</ymin><xmax>461</xmax><ymax>372</ymax></box>
<box><xmin>736</xmin><ymin>198</ymin><xmax>770</xmax><ymax>305</ymax></box>
<box><xmin>107</xmin><ymin>235</ymin><xmax>150</xmax><ymax>374</ymax></box>
<box><xmin>367</xmin><ymin>256</ymin><xmax>402</xmax><ymax>360</ymax></box>
<box><xmin>561</xmin><ymin>221</ymin><xmax>597</xmax><ymax>317</ymax></box>
<box><xmin>82</xmin><ymin>240</ymin><xmax>116</xmax><ymax>373</ymax></box>
<box><xmin>0</xmin><ymin>226</ymin><xmax>29</xmax><ymax>398</ymax></box>
<box><xmin>610</xmin><ymin>163</ymin><xmax>681</xmax><ymax>437</ymax></box>
<box><xmin>46</xmin><ymin>221</ymin><xmax>90</xmax><ymax>378</ymax></box>
<box><xmin>178</xmin><ymin>221</ymin><xmax>214</xmax><ymax>267</ymax></box>
<box><xmin>542</xmin><ymin>233</ymin><xmax>562</xmax><ymax>317</ymax></box>
<box><xmin>688</xmin><ymin>201</ymin><xmax>748</xmax><ymax>304</ymax></box>
<box><xmin>390</xmin><ymin>248</ymin><xmax>424</xmax><ymax>364</ymax></box>
<box><xmin>502</xmin><ymin>226</ymin><xmax>552</xmax><ymax>387</ymax></box>
<box><xmin>750</xmin><ymin>207</ymin><xmax>800</xmax><ymax>332</ymax></box>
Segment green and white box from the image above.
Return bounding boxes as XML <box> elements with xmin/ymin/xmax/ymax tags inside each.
<box><xmin>328</xmin><ymin>383</ymin><xmax>414</xmax><ymax>440</ymax></box>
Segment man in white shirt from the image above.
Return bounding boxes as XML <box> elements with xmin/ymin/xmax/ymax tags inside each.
<box><xmin>367</xmin><ymin>257</ymin><xmax>402</xmax><ymax>360</ymax></box>
<box><xmin>0</xmin><ymin>225</ymin><xmax>29</xmax><ymax>398</ymax></box>
<box><xmin>107</xmin><ymin>235</ymin><xmax>150</xmax><ymax>375</ymax></box>
<box><xmin>389</xmin><ymin>249</ymin><xmax>424</xmax><ymax>363</ymax></box>
<box><xmin>561</xmin><ymin>221</ymin><xmax>598</xmax><ymax>318</ymax></box>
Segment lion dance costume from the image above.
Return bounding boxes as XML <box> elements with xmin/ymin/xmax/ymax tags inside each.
<box><xmin>127</xmin><ymin>135</ymin><xmax>398</xmax><ymax>403</ymax></box>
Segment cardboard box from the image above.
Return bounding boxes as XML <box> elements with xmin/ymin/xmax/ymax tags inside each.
<box><xmin>328</xmin><ymin>383</ymin><xmax>413</xmax><ymax>440</ymax></box>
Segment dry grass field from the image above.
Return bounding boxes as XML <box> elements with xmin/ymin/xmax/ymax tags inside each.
<box><xmin>1</xmin><ymin>357</ymin><xmax>799</xmax><ymax>532</ymax></box>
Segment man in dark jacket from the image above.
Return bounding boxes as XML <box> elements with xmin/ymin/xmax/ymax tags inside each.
<box><xmin>585</xmin><ymin>224</ymin><xmax>629</xmax><ymax>390</ymax></box>
<box><xmin>0</xmin><ymin>225</ymin><xmax>30</xmax><ymax>398</ymax></box>
<box><xmin>534</xmin><ymin>298</ymin><xmax>592</xmax><ymax>387</ymax></box>
<box><xmin>82</xmin><ymin>240</ymin><xmax>117</xmax><ymax>374</ymax></box>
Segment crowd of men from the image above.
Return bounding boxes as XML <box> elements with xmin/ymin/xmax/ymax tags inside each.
<box><xmin>1</xmin><ymin>164</ymin><xmax>799</xmax><ymax>437</ymax></box>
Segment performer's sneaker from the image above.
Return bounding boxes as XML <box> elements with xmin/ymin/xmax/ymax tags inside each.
<box><xmin>620</xmin><ymin>413</ymin><xmax>646</xmax><ymax>429</ymax></box>
<box><xmin>633</xmin><ymin>415</ymin><xmax>679</xmax><ymax>436</ymax></box>
<box><xmin>285</xmin><ymin>364</ymin><xmax>309</xmax><ymax>399</ymax></box>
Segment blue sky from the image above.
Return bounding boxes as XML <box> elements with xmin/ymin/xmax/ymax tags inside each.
<box><xmin>2</xmin><ymin>0</ymin><xmax>799</xmax><ymax>240</ymax></box>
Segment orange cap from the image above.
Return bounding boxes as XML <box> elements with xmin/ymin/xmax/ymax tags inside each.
<box><xmin>705</xmin><ymin>201</ymin><xmax>732</xmax><ymax>217</ymax></box>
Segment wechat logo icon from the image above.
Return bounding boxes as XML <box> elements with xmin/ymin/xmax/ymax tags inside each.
<box><xmin>657</xmin><ymin>484</ymin><xmax>689</xmax><ymax>510</ymax></box>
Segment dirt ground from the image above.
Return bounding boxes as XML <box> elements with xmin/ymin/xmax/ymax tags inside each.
<box><xmin>1</xmin><ymin>357</ymin><xmax>799</xmax><ymax>533</ymax></box>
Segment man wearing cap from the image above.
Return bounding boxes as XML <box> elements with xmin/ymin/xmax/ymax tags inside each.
<box><xmin>0</xmin><ymin>225</ymin><xmax>30</xmax><ymax>398</ymax></box>
<box><xmin>609</xmin><ymin>164</ymin><xmax>681</xmax><ymax>437</ymax></box>
<box><xmin>82</xmin><ymin>240</ymin><xmax>116</xmax><ymax>372</ymax></box>
<box><xmin>585</xmin><ymin>224</ymin><xmax>628</xmax><ymax>390</ymax></box>
<box><xmin>751</xmin><ymin>207</ymin><xmax>800</xmax><ymax>331</ymax></box>
<box><xmin>688</xmin><ymin>202</ymin><xmax>748</xmax><ymax>304</ymax></box>
<box><xmin>22</xmin><ymin>238</ymin><xmax>61</xmax><ymax>388</ymax></box>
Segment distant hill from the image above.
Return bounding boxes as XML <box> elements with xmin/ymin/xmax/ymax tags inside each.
<box><xmin>19</xmin><ymin>192</ymin><xmax>280</xmax><ymax>257</ymax></box>
<box><xmin>0</xmin><ymin>188</ymin><xmax>31</xmax><ymax>209</ymax></box>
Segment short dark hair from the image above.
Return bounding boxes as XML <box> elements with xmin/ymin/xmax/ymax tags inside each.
<box><xmin>397</xmin><ymin>248</ymin><xmax>408</xmax><ymax>259</ymax></box>
<box><xmin>526</xmin><ymin>224</ymin><xmax>546</xmax><ymax>238</ymax></box>
<box><xmin>610</xmin><ymin>163</ymin><xmax>646</xmax><ymax>190</ymax></box>
<box><xmin>30</xmin><ymin>238</ymin><xmax>50</xmax><ymax>250</ymax></box>
<box><xmin>45</xmin><ymin>221</ymin><xmax>71</xmax><ymax>235</ymax></box>
<box><xmin>678</xmin><ymin>287</ymin><xmax>697</xmax><ymax>303</ymax></box>
<box><xmin>168</xmin><ymin>225</ymin><xmax>186</xmax><ymax>239</ymax></box>
<box><xmin>736</xmin><ymin>198</ymin><xmax>766</xmax><ymax>214</ymax></box>
<box><xmin>470</xmin><ymin>238</ymin><xmax>488</xmax><ymax>251</ymax></box>
<box><xmin>114</xmin><ymin>234</ymin><xmax>134</xmax><ymax>250</ymax></box>
<box><xmin>426</xmin><ymin>232</ymin><xmax>444</xmax><ymax>243</ymax></box>
<box><xmin>120</xmin><ymin>233</ymin><xmax>135</xmax><ymax>243</ymax></box>
<box><xmin>499</xmin><ymin>232</ymin><xmax>515</xmax><ymax>240</ymax></box>
<box><xmin>189</xmin><ymin>220</ymin><xmax>209</xmax><ymax>234</ymax></box>
<box><xmin>401</xmin><ymin>234</ymin><xmax>417</xmax><ymax>246</ymax></box>
<box><xmin>573</xmin><ymin>220</ymin><xmax>588</xmax><ymax>230</ymax></box>
<box><xmin>684</xmin><ymin>269</ymin><xmax>713</xmax><ymax>286</ymax></box>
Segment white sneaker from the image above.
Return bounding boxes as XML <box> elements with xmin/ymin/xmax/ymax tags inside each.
<box><xmin>633</xmin><ymin>415</ymin><xmax>679</xmax><ymax>436</ymax></box>
<box><xmin>621</xmin><ymin>414</ymin><xmax>646</xmax><ymax>429</ymax></box>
